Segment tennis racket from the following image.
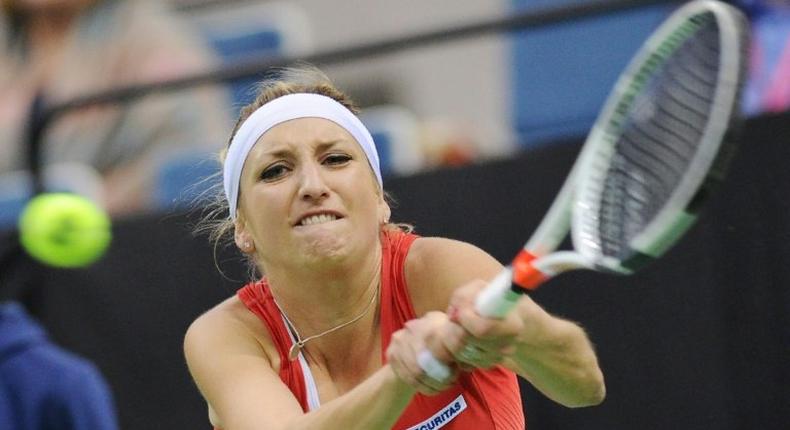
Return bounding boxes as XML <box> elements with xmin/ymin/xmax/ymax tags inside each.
<box><xmin>418</xmin><ymin>0</ymin><xmax>750</xmax><ymax>380</ymax></box>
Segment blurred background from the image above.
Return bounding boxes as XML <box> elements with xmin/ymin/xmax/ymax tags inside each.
<box><xmin>0</xmin><ymin>0</ymin><xmax>788</xmax><ymax>428</ymax></box>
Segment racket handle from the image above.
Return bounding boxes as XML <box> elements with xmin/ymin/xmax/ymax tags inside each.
<box><xmin>418</xmin><ymin>268</ymin><xmax>521</xmax><ymax>382</ymax></box>
<box><xmin>417</xmin><ymin>349</ymin><xmax>452</xmax><ymax>382</ymax></box>
<box><xmin>474</xmin><ymin>267</ymin><xmax>521</xmax><ymax>318</ymax></box>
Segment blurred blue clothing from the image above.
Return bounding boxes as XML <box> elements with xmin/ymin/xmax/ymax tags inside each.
<box><xmin>739</xmin><ymin>0</ymin><xmax>790</xmax><ymax>115</ymax></box>
<box><xmin>0</xmin><ymin>302</ymin><xmax>118</xmax><ymax>430</ymax></box>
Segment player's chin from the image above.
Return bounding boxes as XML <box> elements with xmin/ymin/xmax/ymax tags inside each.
<box><xmin>297</xmin><ymin>234</ymin><xmax>350</xmax><ymax>263</ymax></box>
<box><xmin>294</xmin><ymin>220</ymin><xmax>348</xmax><ymax>241</ymax></box>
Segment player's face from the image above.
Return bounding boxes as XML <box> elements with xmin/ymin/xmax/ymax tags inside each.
<box><xmin>235</xmin><ymin>117</ymin><xmax>388</xmax><ymax>270</ymax></box>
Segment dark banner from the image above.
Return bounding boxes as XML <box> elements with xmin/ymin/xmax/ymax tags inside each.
<box><xmin>1</xmin><ymin>112</ymin><xmax>788</xmax><ymax>429</ymax></box>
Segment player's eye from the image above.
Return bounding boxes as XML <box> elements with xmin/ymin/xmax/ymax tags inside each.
<box><xmin>323</xmin><ymin>153</ymin><xmax>352</xmax><ymax>166</ymax></box>
<box><xmin>260</xmin><ymin>163</ymin><xmax>291</xmax><ymax>181</ymax></box>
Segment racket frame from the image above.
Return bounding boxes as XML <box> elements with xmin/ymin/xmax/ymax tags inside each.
<box><xmin>475</xmin><ymin>0</ymin><xmax>748</xmax><ymax>324</ymax></box>
<box><xmin>571</xmin><ymin>0</ymin><xmax>747</xmax><ymax>274</ymax></box>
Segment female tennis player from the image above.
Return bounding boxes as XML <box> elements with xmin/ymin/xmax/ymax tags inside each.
<box><xmin>184</xmin><ymin>65</ymin><xmax>605</xmax><ymax>430</ymax></box>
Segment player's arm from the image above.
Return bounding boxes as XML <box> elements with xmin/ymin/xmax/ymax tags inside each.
<box><xmin>184</xmin><ymin>299</ymin><xmax>415</xmax><ymax>430</ymax></box>
<box><xmin>406</xmin><ymin>237</ymin><xmax>605</xmax><ymax>408</ymax></box>
<box><xmin>451</xmin><ymin>280</ymin><xmax>606</xmax><ymax>408</ymax></box>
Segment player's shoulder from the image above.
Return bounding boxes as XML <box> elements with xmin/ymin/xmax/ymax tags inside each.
<box><xmin>184</xmin><ymin>296</ymin><xmax>276</xmax><ymax>367</ymax></box>
<box><xmin>405</xmin><ymin>237</ymin><xmax>502</xmax><ymax>314</ymax></box>
<box><xmin>408</xmin><ymin>236</ymin><xmax>497</xmax><ymax>272</ymax></box>
<box><xmin>186</xmin><ymin>296</ymin><xmax>247</xmax><ymax>333</ymax></box>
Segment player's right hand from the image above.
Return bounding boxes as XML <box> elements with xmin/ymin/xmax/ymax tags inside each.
<box><xmin>386</xmin><ymin>311</ymin><xmax>460</xmax><ymax>395</ymax></box>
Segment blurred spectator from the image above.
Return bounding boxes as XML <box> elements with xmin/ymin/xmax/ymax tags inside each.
<box><xmin>0</xmin><ymin>301</ymin><xmax>119</xmax><ymax>430</ymax></box>
<box><xmin>419</xmin><ymin>117</ymin><xmax>478</xmax><ymax>168</ymax></box>
<box><xmin>739</xmin><ymin>0</ymin><xmax>790</xmax><ymax>115</ymax></box>
<box><xmin>0</xmin><ymin>0</ymin><xmax>231</xmax><ymax>215</ymax></box>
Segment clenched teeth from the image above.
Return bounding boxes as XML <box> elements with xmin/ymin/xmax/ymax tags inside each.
<box><xmin>299</xmin><ymin>214</ymin><xmax>338</xmax><ymax>226</ymax></box>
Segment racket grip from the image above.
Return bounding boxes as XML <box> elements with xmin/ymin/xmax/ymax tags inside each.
<box><xmin>474</xmin><ymin>267</ymin><xmax>521</xmax><ymax>318</ymax></box>
<box><xmin>418</xmin><ymin>269</ymin><xmax>521</xmax><ymax>380</ymax></box>
<box><xmin>418</xmin><ymin>268</ymin><xmax>520</xmax><ymax>380</ymax></box>
<box><xmin>417</xmin><ymin>349</ymin><xmax>452</xmax><ymax>382</ymax></box>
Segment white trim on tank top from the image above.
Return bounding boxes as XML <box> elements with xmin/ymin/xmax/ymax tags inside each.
<box><xmin>280</xmin><ymin>313</ymin><xmax>322</xmax><ymax>411</ymax></box>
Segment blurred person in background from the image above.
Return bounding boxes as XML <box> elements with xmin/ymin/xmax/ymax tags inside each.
<box><xmin>0</xmin><ymin>301</ymin><xmax>119</xmax><ymax>429</ymax></box>
<box><xmin>0</xmin><ymin>0</ymin><xmax>231</xmax><ymax>215</ymax></box>
<box><xmin>738</xmin><ymin>0</ymin><xmax>790</xmax><ymax>115</ymax></box>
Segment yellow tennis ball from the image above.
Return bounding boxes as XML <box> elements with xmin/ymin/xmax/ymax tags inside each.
<box><xmin>18</xmin><ymin>193</ymin><xmax>112</xmax><ymax>268</ymax></box>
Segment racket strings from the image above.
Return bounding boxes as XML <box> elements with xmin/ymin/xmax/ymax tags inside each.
<box><xmin>595</xmin><ymin>14</ymin><xmax>722</xmax><ymax>259</ymax></box>
<box><xmin>662</xmin><ymin>33</ymin><xmax>720</xmax><ymax>118</ymax></box>
<box><xmin>620</xmin><ymin>133</ymin><xmax>681</xmax><ymax>188</ymax></box>
<box><xmin>632</xmin><ymin>111</ymin><xmax>695</xmax><ymax>161</ymax></box>
<box><xmin>662</xmin><ymin>73</ymin><xmax>715</xmax><ymax>120</ymax></box>
<box><xmin>652</xmin><ymin>102</ymin><xmax>705</xmax><ymax>147</ymax></box>
<box><xmin>654</xmin><ymin>23</ymin><xmax>720</xmax><ymax>131</ymax></box>
<box><xmin>674</xmin><ymin>28</ymin><xmax>720</xmax><ymax>81</ymax></box>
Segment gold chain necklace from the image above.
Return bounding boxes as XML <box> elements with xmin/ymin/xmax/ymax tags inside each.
<box><xmin>273</xmin><ymin>261</ymin><xmax>381</xmax><ymax>362</ymax></box>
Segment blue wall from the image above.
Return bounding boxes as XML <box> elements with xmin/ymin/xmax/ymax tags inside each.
<box><xmin>511</xmin><ymin>1</ymin><xmax>674</xmax><ymax>146</ymax></box>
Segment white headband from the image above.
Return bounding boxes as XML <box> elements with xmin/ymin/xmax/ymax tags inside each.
<box><xmin>223</xmin><ymin>93</ymin><xmax>382</xmax><ymax>220</ymax></box>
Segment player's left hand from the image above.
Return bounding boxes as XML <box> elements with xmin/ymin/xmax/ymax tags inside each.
<box><xmin>445</xmin><ymin>280</ymin><xmax>524</xmax><ymax>370</ymax></box>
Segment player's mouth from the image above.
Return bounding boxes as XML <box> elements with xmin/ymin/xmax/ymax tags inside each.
<box><xmin>295</xmin><ymin>212</ymin><xmax>343</xmax><ymax>227</ymax></box>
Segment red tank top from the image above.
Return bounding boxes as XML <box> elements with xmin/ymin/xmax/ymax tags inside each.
<box><xmin>237</xmin><ymin>229</ymin><xmax>525</xmax><ymax>429</ymax></box>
